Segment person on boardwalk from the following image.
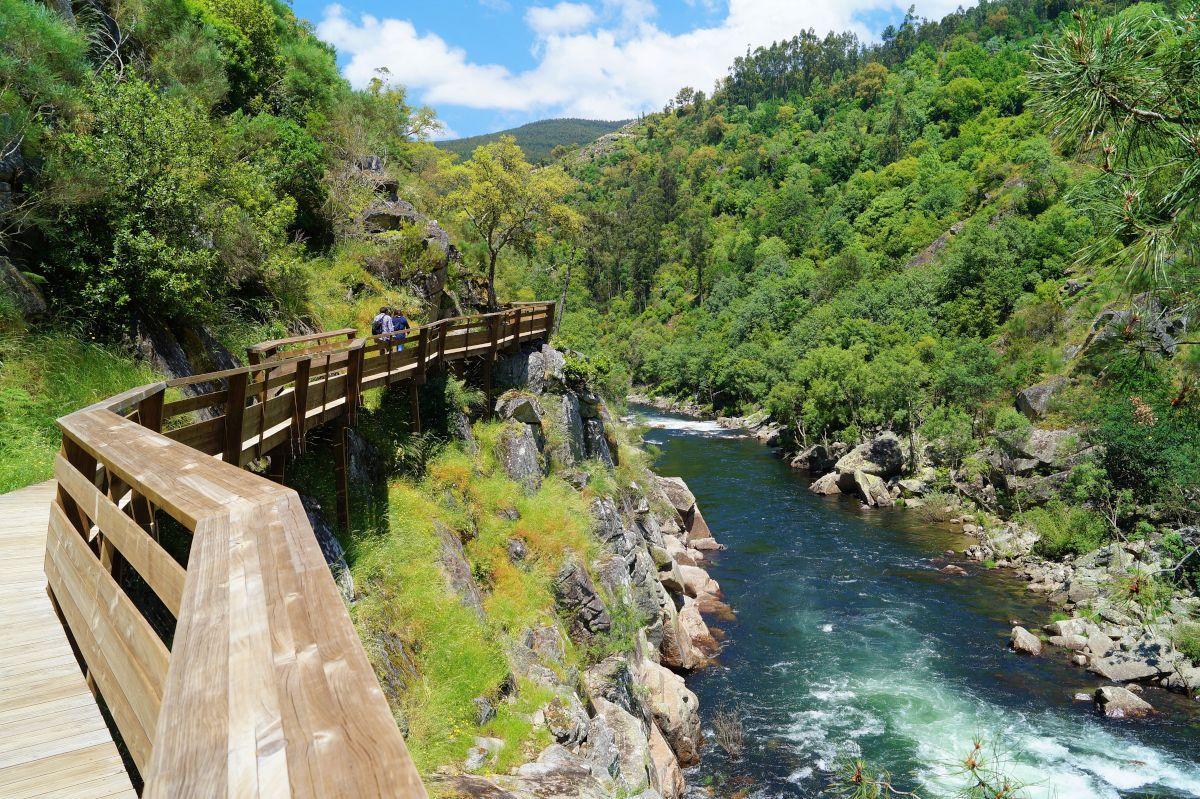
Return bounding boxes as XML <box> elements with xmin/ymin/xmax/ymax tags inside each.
<box><xmin>372</xmin><ymin>306</ymin><xmax>394</xmax><ymax>344</ymax></box>
<box><xmin>391</xmin><ymin>307</ymin><xmax>410</xmax><ymax>352</ymax></box>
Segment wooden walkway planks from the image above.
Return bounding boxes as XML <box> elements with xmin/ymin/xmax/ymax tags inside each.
<box><xmin>0</xmin><ymin>481</ymin><xmax>136</xmax><ymax>799</ymax></box>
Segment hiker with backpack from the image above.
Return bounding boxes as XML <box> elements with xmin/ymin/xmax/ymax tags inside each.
<box><xmin>371</xmin><ymin>306</ymin><xmax>394</xmax><ymax>343</ymax></box>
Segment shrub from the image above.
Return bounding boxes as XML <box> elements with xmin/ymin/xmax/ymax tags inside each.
<box><xmin>921</xmin><ymin>406</ymin><xmax>976</xmax><ymax>467</ymax></box>
<box><xmin>1023</xmin><ymin>501</ymin><xmax>1110</xmax><ymax>559</ymax></box>
<box><xmin>1174</xmin><ymin>623</ymin><xmax>1200</xmax><ymax>663</ymax></box>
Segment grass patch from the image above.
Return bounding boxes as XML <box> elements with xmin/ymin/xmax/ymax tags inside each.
<box><xmin>1174</xmin><ymin>623</ymin><xmax>1200</xmax><ymax>663</ymax></box>
<box><xmin>1022</xmin><ymin>500</ymin><xmax>1110</xmax><ymax>559</ymax></box>
<box><xmin>0</xmin><ymin>330</ymin><xmax>159</xmax><ymax>492</ymax></box>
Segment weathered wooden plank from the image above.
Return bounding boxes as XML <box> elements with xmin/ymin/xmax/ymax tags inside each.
<box><xmin>44</xmin><ymin>527</ymin><xmax>156</xmax><ymax>771</ymax></box>
<box><xmin>53</xmin><ymin>454</ymin><xmax>185</xmax><ymax>616</ymax></box>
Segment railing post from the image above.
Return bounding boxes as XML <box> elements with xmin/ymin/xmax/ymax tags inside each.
<box><xmin>436</xmin><ymin>321</ymin><xmax>449</xmax><ymax>373</ymax></box>
<box><xmin>414</xmin><ymin>326</ymin><xmax>429</xmax><ymax>385</ymax></box>
<box><xmin>133</xmin><ymin>390</ymin><xmax>165</xmax><ymax>538</ymax></box>
<box><xmin>545</xmin><ymin>301</ymin><xmax>556</xmax><ymax>339</ymax></box>
<box><xmin>346</xmin><ymin>343</ymin><xmax>365</xmax><ymax>427</ymax></box>
<box><xmin>292</xmin><ymin>357</ymin><xmax>312</xmax><ymax>453</ymax></box>
<box><xmin>510</xmin><ymin>307</ymin><xmax>522</xmax><ymax>352</ymax></box>
<box><xmin>223</xmin><ymin>372</ymin><xmax>249</xmax><ymax>465</ymax></box>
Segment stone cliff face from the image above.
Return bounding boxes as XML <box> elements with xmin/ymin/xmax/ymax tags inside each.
<box><xmin>425</xmin><ymin>342</ymin><xmax>730</xmax><ymax>798</ymax></box>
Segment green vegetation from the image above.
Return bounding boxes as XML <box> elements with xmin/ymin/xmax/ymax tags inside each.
<box><xmin>498</xmin><ymin>0</ymin><xmax>1199</xmax><ymax>547</ymax></box>
<box><xmin>436</xmin><ymin>117</ymin><xmax>630</xmax><ymax>164</ymax></box>
<box><xmin>0</xmin><ymin>330</ymin><xmax>158</xmax><ymax>492</ymax></box>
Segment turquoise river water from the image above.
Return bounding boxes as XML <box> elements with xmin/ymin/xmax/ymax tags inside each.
<box><xmin>638</xmin><ymin>407</ymin><xmax>1200</xmax><ymax>799</ymax></box>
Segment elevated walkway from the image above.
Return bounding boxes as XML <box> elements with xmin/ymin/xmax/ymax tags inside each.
<box><xmin>0</xmin><ymin>481</ymin><xmax>136</xmax><ymax>798</ymax></box>
<box><xmin>0</xmin><ymin>302</ymin><xmax>555</xmax><ymax>797</ymax></box>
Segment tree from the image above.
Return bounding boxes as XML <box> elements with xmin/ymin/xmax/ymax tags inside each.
<box><xmin>1031</xmin><ymin>6</ymin><xmax>1199</xmax><ymax>291</ymax></box>
<box><xmin>446</xmin><ymin>136</ymin><xmax>579</xmax><ymax>308</ymax></box>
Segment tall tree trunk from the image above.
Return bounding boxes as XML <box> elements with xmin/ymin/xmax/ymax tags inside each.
<box><xmin>487</xmin><ymin>250</ymin><xmax>499</xmax><ymax>310</ymax></box>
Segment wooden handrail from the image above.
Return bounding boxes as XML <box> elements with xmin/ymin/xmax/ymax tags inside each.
<box><xmin>45</xmin><ymin>301</ymin><xmax>557</xmax><ymax>796</ymax></box>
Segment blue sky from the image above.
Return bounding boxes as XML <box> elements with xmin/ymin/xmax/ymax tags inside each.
<box><xmin>290</xmin><ymin>1</ymin><xmax>970</xmax><ymax>139</ymax></box>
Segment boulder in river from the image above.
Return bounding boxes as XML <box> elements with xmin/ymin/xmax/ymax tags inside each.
<box><xmin>852</xmin><ymin>470</ymin><xmax>893</xmax><ymax>507</ymax></box>
<box><xmin>1094</xmin><ymin>686</ymin><xmax>1154</xmax><ymax>718</ymax></box>
<box><xmin>834</xmin><ymin>433</ymin><xmax>904</xmax><ymax>478</ymax></box>
<box><xmin>1010</xmin><ymin>626</ymin><xmax>1042</xmax><ymax>656</ymax></box>
<box><xmin>809</xmin><ymin>472</ymin><xmax>842</xmax><ymax>495</ymax></box>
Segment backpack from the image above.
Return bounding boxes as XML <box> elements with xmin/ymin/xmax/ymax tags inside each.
<box><xmin>371</xmin><ymin>314</ymin><xmax>385</xmax><ymax>336</ymax></box>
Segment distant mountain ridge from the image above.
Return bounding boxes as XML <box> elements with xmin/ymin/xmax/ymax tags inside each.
<box><xmin>436</xmin><ymin>118</ymin><xmax>631</xmax><ymax>164</ymax></box>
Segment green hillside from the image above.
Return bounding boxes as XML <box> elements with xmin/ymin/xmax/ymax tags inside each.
<box><xmin>436</xmin><ymin>117</ymin><xmax>630</xmax><ymax>163</ymax></box>
<box><xmin>499</xmin><ymin>0</ymin><xmax>1200</xmax><ymax>549</ymax></box>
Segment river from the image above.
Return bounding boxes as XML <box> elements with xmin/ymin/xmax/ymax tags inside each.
<box><xmin>637</xmin><ymin>407</ymin><xmax>1200</xmax><ymax>799</ymax></box>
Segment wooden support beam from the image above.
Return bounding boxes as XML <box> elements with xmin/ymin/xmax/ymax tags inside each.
<box><xmin>265</xmin><ymin>443</ymin><xmax>288</xmax><ymax>483</ymax></box>
<box><xmin>510</xmin><ymin>307</ymin><xmax>522</xmax><ymax>351</ymax></box>
<box><xmin>409</xmin><ymin>384</ymin><xmax>421</xmax><ymax>434</ymax></box>
<box><xmin>484</xmin><ymin>315</ymin><xmax>500</xmax><ymax>414</ymax></box>
<box><xmin>222</xmin><ymin>372</ymin><xmax>249</xmax><ymax>465</ymax></box>
<box><xmin>545</xmin><ymin>301</ymin><xmax>556</xmax><ymax>339</ymax></box>
<box><xmin>437</xmin><ymin>321</ymin><xmax>449</xmax><ymax>374</ymax></box>
<box><xmin>291</xmin><ymin>357</ymin><xmax>311</xmax><ymax>453</ymax></box>
<box><xmin>333</xmin><ymin>412</ymin><xmax>351</xmax><ymax>532</ymax></box>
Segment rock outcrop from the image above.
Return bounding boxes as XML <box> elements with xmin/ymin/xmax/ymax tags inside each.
<box><xmin>1094</xmin><ymin>686</ymin><xmax>1154</xmax><ymax>718</ymax></box>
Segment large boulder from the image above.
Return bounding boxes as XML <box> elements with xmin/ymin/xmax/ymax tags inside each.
<box><xmin>852</xmin><ymin>470</ymin><xmax>893</xmax><ymax>507</ymax></box>
<box><xmin>436</xmin><ymin>522</ymin><xmax>486</xmax><ymax>619</ymax></box>
<box><xmin>677</xmin><ymin>564</ymin><xmax>720</xmax><ymax>599</ymax></box>
<box><xmin>647</xmin><ymin>723</ymin><xmax>684</xmax><ymax>799</ymax></box>
<box><xmin>1016</xmin><ymin>376</ymin><xmax>1068</xmax><ymax>420</ymax></box>
<box><xmin>496</xmin><ymin>341</ymin><xmax>567</xmax><ymax>395</ymax></box>
<box><xmin>809</xmin><ymin>472</ymin><xmax>842</xmax><ymax>495</ymax></box>
<box><xmin>1094</xmin><ymin>686</ymin><xmax>1154</xmax><ymax>718</ymax></box>
<box><xmin>655</xmin><ymin>477</ymin><xmax>696</xmax><ymax>516</ymax></box>
<box><xmin>637</xmin><ymin>658</ymin><xmax>701</xmax><ymax>766</ymax></box>
<box><xmin>0</xmin><ymin>257</ymin><xmax>46</xmax><ymax>321</ymax></box>
<box><xmin>584</xmin><ymin>419</ymin><xmax>615</xmax><ymax>466</ymax></box>
<box><xmin>582</xmin><ymin>655</ymin><xmax>637</xmax><ymax>717</ymax></box>
<box><xmin>834</xmin><ymin>433</ymin><xmax>904</xmax><ymax>478</ymax></box>
<box><xmin>677</xmin><ymin>598</ymin><xmax>718</xmax><ymax>657</ymax></box>
<box><xmin>497</xmin><ymin>422</ymin><xmax>545</xmax><ymax>491</ymax></box>
<box><xmin>590</xmin><ymin>698</ymin><xmax>652</xmax><ymax>791</ymax></box>
<box><xmin>496</xmin><ymin>392</ymin><xmax>544</xmax><ymax>425</ymax></box>
<box><xmin>1010</xmin><ymin>626</ymin><xmax>1042</xmax><ymax>656</ymax></box>
<box><xmin>554</xmin><ymin>558</ymin><xmax>612</xmax><ymax>644</ymax></box>
<box><xmin>559</xmin><ymin>393</ymin><xmax>587</xmax><ymax>464</ymax></box>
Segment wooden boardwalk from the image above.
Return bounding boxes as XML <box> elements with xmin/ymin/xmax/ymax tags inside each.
<box><xmin>0</xmin><ymin>481</ymin><xmax>136</xmax><ymax>799</ymax></box>
<box><xmin>0</xmin><ymin>302</ymin><xmax>555</xmax><ymax>797</ymax></box>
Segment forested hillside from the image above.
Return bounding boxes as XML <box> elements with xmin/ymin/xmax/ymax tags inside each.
<box><xmin>437</xmin><ymin>117</ymin><xmax>630</xmax><ymax>164</ymax></box>
<box><xmin>505</xmin><ymin>0</ymin><xmax>1200</xmax><ymax>550</ymax></box>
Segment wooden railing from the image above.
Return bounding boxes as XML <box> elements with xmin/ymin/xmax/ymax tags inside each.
<box><xmin>44</xmin><ymin>302</ymin><xmax>555</xmax><ymax>796</ymax></box>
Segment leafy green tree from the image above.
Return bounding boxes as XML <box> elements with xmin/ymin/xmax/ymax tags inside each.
<box><xmin>922</xmin><ymin>405</ymin><xmax>975</xmax><ymax>468</ymax></box>
<box><xmin>446</xmin><ymin>136</ymin><xmax>579</xmax><ymax>307</ymax></box>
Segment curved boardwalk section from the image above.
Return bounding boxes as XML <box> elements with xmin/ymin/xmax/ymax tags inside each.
<box><xmin>0</xmin><ymin>302</ymin><xmax>554</xmax><ymax>797</ymax></box>
<box><xmin>0</xmin><ymin>481</ymin><xmax>136</xmax><ymax>799</ymax></box>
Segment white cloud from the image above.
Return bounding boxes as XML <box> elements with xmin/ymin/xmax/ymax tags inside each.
<box><xmin>526</xmin><ymin>2</ymin><xmax>597</xmax><ymax>36</ymax></box>
<box><xmin>318</xmin><ymin>0</ymin><xmax>976</xmax><ymax>121</ymax></box>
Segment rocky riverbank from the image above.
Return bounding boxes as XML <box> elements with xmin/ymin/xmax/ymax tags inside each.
<box><xmin>413</xmin><ymin>350</ymin><xmax>732</xmax><ymax>798</ymax></box>
<box><xmin>630</xmin><ymin>391</ymin><xmax>1200</xmax><ymax>717</ymax></box>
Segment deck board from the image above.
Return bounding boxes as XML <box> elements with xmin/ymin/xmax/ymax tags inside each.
<box><xmin>0</xmin><ymin>481</ymin><xmax>136</xmax><ymax>798</ymax></box>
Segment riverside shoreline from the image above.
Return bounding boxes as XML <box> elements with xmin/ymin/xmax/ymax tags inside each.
<box><xmin>628</xmin><ymin>391</ymin><xmax>1200</xmax><ymax>718</ymax></box>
